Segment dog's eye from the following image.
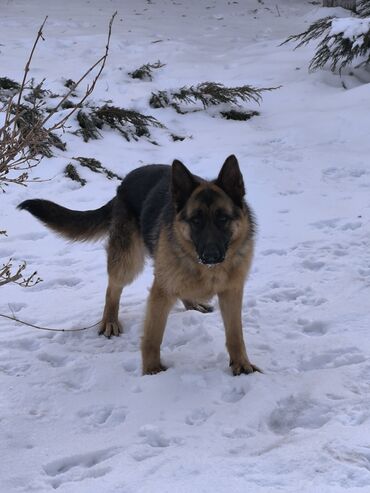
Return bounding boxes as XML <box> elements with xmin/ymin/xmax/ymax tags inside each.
<box><xmin>190</xmin><ymin>216</ymin><xmax>202</xmax><ymax>226</ymax></box>
<box><xmin>217</xmin><ymin>214</ymin><xmax>229</xmax><ymax>224</ymax></box>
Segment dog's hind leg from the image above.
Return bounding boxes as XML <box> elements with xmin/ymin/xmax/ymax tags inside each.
<box><xmin>100</xmin><ymin>209</ymin><xmax>145</xmax><ymax>338</ymax></box>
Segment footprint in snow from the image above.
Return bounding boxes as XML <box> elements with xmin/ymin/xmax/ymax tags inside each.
<box><xmin>221</xmin><ymin>382</ymin><xmax>251</xmax><ymax>403</ymax></box>
<box><xmin>77</xmin><ymin>405</ymin><xmax>127</xmax><ymax>428</ymax></box>
<box><xmin>32</xmin><ymin>277</ymin><xmax>81</xmax><ymax>290</ymax></box>
<box><xmin>2</xmin><ymin>337</ymin><xmax>41</xmax><ymax>352</ymax></box>
<box><xmin>130</xmin><ymin>446</ymin><xmax>163</xmax><ymax>462</ymax></box>
<box><xmin>16</xmin><ymin>231</ymin><xmax>48</xmax><ymax>241</ymax></box>
<box><xmin>138</xmin><ymin>424</ymin><xmax>183</xmax><ymax>448</ymax></box>
<box><xmin>185</xmin><ymin>408</ymin><xmax>213</xmax><ymax>426</ymax></box>
<box><xmin>0</xmin><ymin>361</ymin><xmax>31</xmax><ymax>376</ymax></box>
<box><xmin>323</xmin><ymin>167</ymin><xmax>369</xmax><ymax>182</ymax></box>
<box><xmin>221</xmin><ymin>427</ymin><xmax>253</xmax><ymax>439</ymax></box>
<box><xmin>43</xmin><ymin>447</ymin><xmax>118</xmax><ymax>489</ymax></box>
<box><xmin>268</xmin><ymin>395</ymin><xmax>331</xmax><ymax>434</ymax></box>
<box><xmin>48</xmin><ymin>257</ymin><xmax>80</xmax><ymax>267</ymax></box>
<box><xmin>261</xmin><ymin>248</ymin><xmax>287</xmax><ymax>257</ymax></box>
<box><xmin>301</xmin><ymin>259</ymin><xmax>325</xmax><ymax>271</ymax></box>
<box><xmin>261</xmin><ymin>285</ymin><xmax>327</xmax><ymax>306</ymax></box>
<box><xmin>341</xmin><ymin>221</ymin><xmax>362</xmax><ymax>231</ymax></box>
<box><xmin>297</xmin><ymin>318</ymin><xmax>328</xmax><ymax>336</ymax></box>
<box><xmin>6</xmin><ymin>302</ymin><xmax>27</xmax><ymax>313</ymax></box>
<box><xmin>57</xmin><ymin>366</ymin><xmax>93</xmax><ymax>393</ymax></box>
<box><xmin>299</xmin><ymin>347</ymin><xmax>365</xmax><ymax>371</ymax></box>
<box><xmin>37</xmin><ymin>352</ymin><xmax>70</xmax><ymax>368</ymax></box>
<box><xmin>324</xmin><ymin>440</ymin><xmax>370</xmax><ymax>484</ymax></box>
<box><xmin>333</xmin><ymin>246</ymin><xmax>348</xmax><ymax>257</ymax></box>
<box><xmin>310</xmin><ymin>218</ymin><xmax>340</xmax><ymax>230</ymax></box>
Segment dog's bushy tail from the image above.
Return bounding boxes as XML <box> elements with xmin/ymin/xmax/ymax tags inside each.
<box><xmin>18</xmin><ymin>198</ymin><xmax>114</xmax><ymax>241</ymax></box>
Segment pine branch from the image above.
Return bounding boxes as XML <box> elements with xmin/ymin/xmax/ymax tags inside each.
<box><xmin>129</xmin><ymin>60</ymin><xmax>165</xmax><ymax>81</ymax></box>
<box><xmin>283</xmin><ymin>16</ymin><xmax>370</xmax><ymax>72</ymax></box>
<box><xmin>0</xmin><ymin>77</ymin><xmax>20</xmax><ymax>91</ymax></box>
<box><xmin>149</xmin><ymin>82</ymin><xmax>277</xmax><ymax>113</ymax></box>
<box><xmin>220</xmin><ymin>109</ymin><xmax>259</xmax><ymax>121</ymax></box>
<box><xmin>72</xmin><ymin>156</ymin><xmax>121</xmax><ymax>180</ymax></box>
<box><xmin>0</xmin><ymin>77</ymin><xmax>21</xmax><ymax>103</ymax></box>
<box><xmin>76</xmin><ymin>105</ymin><xmax>164</xmax><ymax>142</ymax></box>
<box><xmin>64</xmin><ymin>163</ymin><xmax>86</xmax><ymax>186</ymax></box>
<box><xmin>282</xmin><ymin>16</ymin><xmax>334</xmax><ymax>50</ymax></box>
<box><xmin>357</xmin><ymin>0</ymin><xmax>370</xmax><ymax>18</ymax></box>
<box><xmin>76</xmin><ymin>109</ymin><xmax>103</xmax><ymax>142</ymax></box>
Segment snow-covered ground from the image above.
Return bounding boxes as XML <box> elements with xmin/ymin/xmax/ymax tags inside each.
<box><xmin>1</xmin><ymin>1</ymin><xmax>370</xmax><ymax>491</ymax></box>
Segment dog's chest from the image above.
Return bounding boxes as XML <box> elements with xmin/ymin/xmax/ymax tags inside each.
<box><xmin>159</xmin><ymin>260</ymin><xmax>231</xmax><ymax>301</ymax></box>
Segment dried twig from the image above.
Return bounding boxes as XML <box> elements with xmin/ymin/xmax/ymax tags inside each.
<box><xmin>0</xmin><ymin>259</ymin><xmax>41</xmax><ymax>287</ymax></box>
<box><xmin>0</xmin><ymin>12</ymin><xmax>117</xmax><ymax>191</ymax></box>
<box><xmin>11</xmin><ymin>16</ymin><xmax>48</xmax><ymax>140</ymax></box>
<box><xmin>43</xmin><ymin>11</ymin><xmax>117</xmax><ymax>131</ymax></box>
<box><xmin>0</xmin><ymin>312</ymin><xmax>101</xmax><ymax>332</ymax></box>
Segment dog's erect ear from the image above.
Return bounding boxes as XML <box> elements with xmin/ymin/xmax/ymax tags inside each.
<box><xmin>172</xmin><ymin>160</ymin><xmax>198</xmax><ymax>211</ymax></box>
<box><xmin>215</xmin><ymin>155</ymin><xmax>245</xmax><ymax>207</ymax></box>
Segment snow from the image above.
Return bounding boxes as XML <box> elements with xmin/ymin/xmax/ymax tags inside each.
<box><xmin>1</xmin><ymin>1</ymin><xmax>370</xmax><ymax>492</ymax></box>
<box><xmin>330</xmin><ymin>16</ymin><xmax>370</xmax><ymax>41</ymax></box>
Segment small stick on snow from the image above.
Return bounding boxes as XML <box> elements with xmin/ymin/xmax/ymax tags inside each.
<box><xmin>0</xmin><ymin>313</ymin><xmax>102</xmax><ymax>332</ymax></box>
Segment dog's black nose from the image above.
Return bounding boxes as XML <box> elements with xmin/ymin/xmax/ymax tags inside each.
<box><xmin>200</xmin><ymin>245</ymin><xmax>224</xmax><ymax>264</ymax></box>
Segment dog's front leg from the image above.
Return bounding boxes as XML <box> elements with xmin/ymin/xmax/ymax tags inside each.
<box><xmin>141</xmin><ymin>281</ymin><xmax>175</xmax><ymax>375</ymax></box>
<box><xmin>218</xmin><ymin>288</ymin><xmax>260</xmax><ymax>376</ymax></box>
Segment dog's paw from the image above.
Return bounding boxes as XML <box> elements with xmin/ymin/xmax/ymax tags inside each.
<box><xmin>183</xmin><ymin>300</ymin><xmax>214</xmax><ymax>313</ymax></box>
<box><xmin>230</xmin><ymin>360</ymin><xmax>262</xmax><ymax>376</ymax></box>
<box><xmin>193</xmin><ymin>303</ymin><xmax>214</xmax><ymax>314</ymax></box>
<box><xmin>142</xmin><ymin>363</ymin><xmax>167</xmax><ymax>375</ymax></box>
<box><xmin>99</xmin><ymin>320</ymin><xmax>123</xmax><ymax>338</ymax></box>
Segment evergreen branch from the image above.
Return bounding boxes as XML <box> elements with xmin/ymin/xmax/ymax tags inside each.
<box><xmin>149</xmin><ymin>82</ymin><xmax>277</xmax><ymax>113</ymax></box>
<box><xmin>283</xmin><ymin>16</ymin><xmax>370</xmax><ymax>72</ymax></box>
<box><xmin>76</xmin><ymin>105</ymin><xmax>164</xmax><ymax>142</ymax></box>
<box><xmin>282</xmin><ymin>17</ymin><xmax>334</xmax><ymax>49</ymax></box>
<box><xmin>358</xmin><ymin>0</ymin><xmax>370</xmax><ymax>18</ymax></box>
<box><xmin>311</xmin><ymin>25</ymin><xmax>370</xmax><ymax>71</ymax></box>
<box><xmin>64</xmin><ymin>163</ymin><xmax>87</xmax><ymax>186</ymax></box>
<box><xmin>129</xmin><ymin>60</ymin><xmax>165</xmax><ymax>81</ymax></box>
<box><xmin>72</xmin><ymin>156</ymin><xmax>121</xmax><ymax>180</ymax></box>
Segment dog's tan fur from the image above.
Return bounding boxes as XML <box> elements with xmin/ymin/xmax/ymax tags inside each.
<box><xmin>141</xmin><ymin>181</ymin><xmax>256</xmax><ymax>375</ymax></box>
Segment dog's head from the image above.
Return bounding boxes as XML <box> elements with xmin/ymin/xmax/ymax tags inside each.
<box><xmin>172</xmin><ymin>155</ymin><xmax>253</xmax><ymax>265</ymax></box>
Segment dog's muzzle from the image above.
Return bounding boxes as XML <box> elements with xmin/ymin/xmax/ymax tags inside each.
<box><xmin>199</xmin><ymin>244</ymin><xmax>225</xmax><ymax>265</ymax></box>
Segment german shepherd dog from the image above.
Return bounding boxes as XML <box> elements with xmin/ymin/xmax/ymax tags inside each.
<box><xmin>19</xmin><ymin>155</ymin><xmax>259</xmax><ymax>375</ymax></box>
